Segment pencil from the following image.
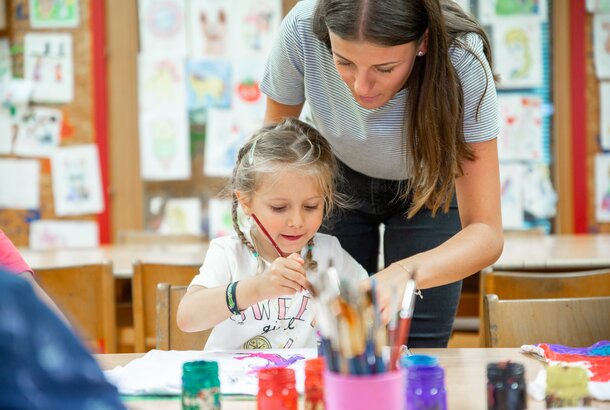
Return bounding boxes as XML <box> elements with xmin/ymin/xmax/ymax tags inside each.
<box><xmin>251</xmin><ymin>213</ymin><xmax>285</xmax><ymax>257</ymax></box>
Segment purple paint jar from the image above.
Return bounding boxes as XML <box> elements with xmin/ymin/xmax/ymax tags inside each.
<box><xmin>405</xmin><ymin>364</ymin><xmax>447</xmax><ymax>410</ymax></box>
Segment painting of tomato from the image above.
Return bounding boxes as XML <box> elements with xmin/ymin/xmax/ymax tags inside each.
<box><xmin>237</xmin><ymin>79</ymin><xmax>260</xmax><ymax>103</ymax></box>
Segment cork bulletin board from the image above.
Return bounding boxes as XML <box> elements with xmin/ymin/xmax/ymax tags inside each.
<box><xmin>0</xmin><ymin>0</ymin><xmax>97</xmax><ymax>246</ymax></box>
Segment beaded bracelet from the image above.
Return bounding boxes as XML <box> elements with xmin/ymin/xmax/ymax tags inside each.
<box><xmin>394</xmin><ymin>263</ymin><xmax>424</xmax><ymax>299</ymax></box>
<box><xmin>225</xmin><ymin>281</ymin><xmax>241</xmax><ymax>315</ymax></box>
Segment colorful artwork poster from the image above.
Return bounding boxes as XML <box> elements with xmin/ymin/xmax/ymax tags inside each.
<box><xmin>187</xmin><ymin>0</ymin><xmax>231</xmax><ymax>58</ymax></box>
<box><xmin>232</xmin><ymin>58</ymin><xmax>266</xmax><ymax>118</ymax></box>
<box><xmin>29</xmin><ymin>219</ymin><xmax>99</xmax><ymax>250</ymax></box>
<box><xmin>51</xmin><ymin>144</ymin><xmax>104</xmax><ymax>216</ymax></box>
<box><xmin>29</xmin><ymin>0</ymin><xmax>80</xmax><ymax>28</ymax></box>
<box><xmin>497</xmin><ymin>94</ymin><xmax>543</xmax><ymax>160</ymax></box>
<box><xmin>23</xmin><ymin>33</ymin><xmax>74</xmax><ymax>103</ymax></box>
<box><xmin>13</xmin><ymin>107</ymin><xmax>62</xmax><ymax>157</ymax></box>
<box><xmin>159</xmin><ymin>197</ymin><xmax>202</xmax><ymax>235</ymax></box>
<box><xmin>0</xmin><ymin>39</ymin><xmax>11</xmax><ymax>82</ymax></box>
<box><xmin>595</xmin><ymin>154</ymin><xmax>610</xmax><ymax>222</ymax></box>
<box><xmin>601</xmin><ymin>82</ymin><xmax>610</xmax><ymax>150</ymax></box>
<box><xmin>499</xmin><ymin>163</ymin><xmax>526</xmax><ymax>229</ymax></box>
<box><xmin>0</xmin><ymin>158</ymin><xmax>40</xmax><ymax>210</ymax></box>
<box><xmin>495</xmin><ymin>0</ymin><xmax>547</xmax><ymax>20</ymax></box>
<box><xmin>207</xmin><ymin>197</ymin><xmax>234</xmax><ymax>239</ymax></box>
<box><xmin>138</xmin><ymin>54</ymin><xmax>186</xmax><ymax>111</ymax></box>
<box><xmin>493</xmin><ymin>18</ymin><xmax>543</xmax><ymax>89</ymax></box>
<box><xmin>186</xmin><ymin>59</ymin><xmax>231</xmax><ymax>111</ymax></box>
<box><xmin>587</xmin><ymin>0</ymin><xmax>610</xmax><ymax>13</ymax></box>
<box><xmin>593</xmin><ymin>14</ymin><xmax>610</xmax><ymax>80</ymax></box>
<box><xmin>139</xmin><ymin>109</ymin><xmax>190</xmax><ymax>181</ymax></box>
<box><xmin>104</xmin><ymin>348</ymin><xmax>317</xmax><ymax>396</ymax></box>
<box><xmin>138</xmin><ymin>0</ymin><xmax>187</xmax><ymax>55</ymax></box>
<box><xmin>231</xmin><ymin>0</ymin><xmax>281</xmax><ymax>57</ymax></box>
<box><xmin>204</xmin><ymin>109</ymin><xmax>259</xmax><ymax>177</ymax></box>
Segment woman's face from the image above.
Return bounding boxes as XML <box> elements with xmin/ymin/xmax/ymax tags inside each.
<box><xmin>329</xmin><ymin>31</ymin><xmax>421</xmax><ymax>109</ymax></box>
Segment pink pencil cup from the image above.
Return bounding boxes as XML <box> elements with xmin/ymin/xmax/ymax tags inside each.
<box><xmin>324</xmin><ymin>369</ymin><xmax>406</xmax><ymax>410</ymax></box>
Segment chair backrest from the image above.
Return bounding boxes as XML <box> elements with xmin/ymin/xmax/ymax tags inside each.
<box><xmin>34</xmin><ymin>262</ymin><xmax>116</xmax><ymax>353</ymax></box>
<box><xmin>132</xmin><ymin>261</ymin><xmax>200</xmax><ymax>352</ymax></box>
<box><xmin>480</xmin><ymin>268</ymin><xmax>610</xmax><ymax>346</ymax></box>
<box><xmin>156</xmin><ymin>283</ymin><xmax>211</xmax><ymax>350</ymax></box>
<box><xmin>483</xmin><ymin>294</ymin><xmax>610</xmax><ymax>348</ymax></box>
<box><xmin>117</xmin><ymin>230</ymin><xmax>206</xmax><ymax>245</ymax></box>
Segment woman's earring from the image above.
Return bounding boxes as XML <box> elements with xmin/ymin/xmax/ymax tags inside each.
<box><xmin>417</xmin><ymin>51</ymin><xmax>424</xmax><ymax>57</ymax></box>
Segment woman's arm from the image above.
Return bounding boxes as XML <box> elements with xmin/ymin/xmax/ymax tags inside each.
<box><xmin>264</xmin><ymin>97</ymin><xmax>304</xmax><ymax>124</ymax></box>
<box><xmin>177</xmin><ymin>254</ymin><xmax>311</xmax><ymax>332</ymax></box>
<box><xmin>372</xmin><ymin>139</ymin><xmax>503</xmax><ymax>305</ymax></box>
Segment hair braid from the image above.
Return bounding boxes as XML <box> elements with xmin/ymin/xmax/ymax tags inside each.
<box><xmin>231</xmin><ymin>194</ymin><xmax>265</xmax><ymax>275</ymax></box>
<box><xmin>303</xmin><ymin>238</ymin><xmax>318</xmax><ymax>272</ymax></box>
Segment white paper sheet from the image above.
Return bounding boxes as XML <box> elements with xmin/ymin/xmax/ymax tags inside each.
<box><xmin>104</xmin><ymin>348</ymin><xmax>317</xmax><ymax>396</ymax></box>
<box><xmin>29</xmin><ymin>0</ymin><xmax>80</xmax><ymax>28</ymax></box>
<box><xmin>207</xmin><ymin>197</ymin><xmax>235</xmax><ymax>240</ymax></box>
<box><xmin>601</xmin><ymin>82</ymin><xmax>610</xmax><ymax>150</ymax></box>
<box><xmin>595</xmin><ymin>153</ymin><xmax>610</xmax><ymax>222</ymax></box>
<box><xmin>0</xmin><ymin>38</ymin><xmax>11</xmax><ymax>82</ymax></box>
<box><xmin>159</xmin><ymin>197</ymin><xmax>202</xmax><ymax>235</ymax></box>
<box><xmin>0</xmin><ymin>109</ymin><xmax>12</xmax><ymax>154</ymax></box>
<box><xmin>138</xmin><ymin>0</ymin><xmax>187</xmax><ymax>55</ymax></box>
<box><xmin>24</xmin><ymin>32</ymin><xmax>74</xmax><ymax>103</ymax></box>
<box><xmin>29</xmin><ymin>219</ymin><xmax>99</xmax><ymax>250</ymax></box>
<box><xmin>497</xmin><ymin>94</ymin><xmax>544</xmax><ymax>160</ymax></box>
<box><xmin>13</xmin><ymin>107</ymin><xmax>62</xmax><ymax>157</ymax></box>
<box><xmin>51</xmin><ymin>144</ymin><xmax>104</xmax><ymax>216</ymax></box>
<box><xmin>594</xmin><ymin>14</ymin><xmax>610</xmax><ymax>80</ymax></box>
<box><xmin>0</xmin><ymin>158</ymin><xmax>40</xmax><ymax>209</ymax></box>
<box><xmin>138</xmin><ymin>54</ymin><xmax>186</xmax><ymax>112</ymax></box>
<box><xmin>499</xmin><ymin>163</ymin><xmax>526</xmax><ymax>229</ymax></box>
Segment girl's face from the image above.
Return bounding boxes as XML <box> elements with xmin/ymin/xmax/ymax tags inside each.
<box><xmin>237</xmin><ymin>169</ymin><xmax>325</xmax><ymax>259</ymax></box>
<box><xmin>329</xmin><ymin>31</ymin><xmax>423</xmax><ymax>109</ymax></box>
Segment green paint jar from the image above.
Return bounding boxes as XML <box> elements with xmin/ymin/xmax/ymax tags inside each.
<box><xmin>182</xmin><ymin>360</ymin><xmax>221</xmax><ymax>410</ymax></box>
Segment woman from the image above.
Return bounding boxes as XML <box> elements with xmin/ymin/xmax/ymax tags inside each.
<box><xmin>260</xmin><ymin>0</ymin><xmax>503</xmax><ymax>347</ymax></box>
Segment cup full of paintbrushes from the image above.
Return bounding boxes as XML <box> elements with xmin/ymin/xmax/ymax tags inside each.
<box><xmin>310</xmin><ymin>263</ymin><xmax>416</xmax><ymax>410</ymax></box>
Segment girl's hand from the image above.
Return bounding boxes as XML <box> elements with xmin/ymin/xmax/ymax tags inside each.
<box><xmin>257</xmin><ymin>253</ymin><xmax>312</xmax><ymax>300</ymax></box>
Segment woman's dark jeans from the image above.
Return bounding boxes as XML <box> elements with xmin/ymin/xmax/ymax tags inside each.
<box><xmin>320</xmin><ymin>160</ymin><xmax>463</xmax><ymax>347</ymax></box>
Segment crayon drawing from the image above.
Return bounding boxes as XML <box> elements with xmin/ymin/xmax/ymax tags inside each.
<box><xmin>587</xmin><ymin>0</ymin><xmax>610</xmax><ymax>13</ymax></box>
<box><xmin>595</xmin><ymin>154</ymin><xmax>610</xmax><ymax>223</ymax></box>
<box><xmin>204</xmin><ymin>109</ymin><xmax>258</xmax><ymax>177</ymax></box>
<box><xmin>23</xmin><ymin>33</ymin><xmax>74</xmax><ymax>103</ymax></box>
<box><xmin>139</xmin><ymin>109</ymin><xmax>190</xmax><ymax>181</ymax></box>
<box><xmin>499</xmin><ymin>163</ymin><xmax>526</xmax><ymax>229</ymax></box>
<box><xmin>138</xmin><ymin>0</ymin><xmax>187</xmax><ymax>55</ymax></box>
<box><xmin>207</xmin><ymin>197</ymin><xmax>234</xmax><ymax>240</ymax></box>
<box><xmin>188</xmin><ymin>0</ymin><xmax>230</xmax><ymax>58</ymax></box>
<box><xmin>497</xmin><ymin>94</ymin><xmax>543</xmax><ymax>160</ymax></box>
<box><xmin>159</xmin><ymin>197</ymin><xmax>202</xmax><ymax>235</ymax></box>
<box><xmin>29</xmin><ymin>219</ymin><xmax>99</xmax><ymax>250</ymax></box>
<box><xmin>495</xmin><ymin>0</ymin><xmax>547</xmax><ymax>19</ymax></box>
<box><xmin>601</xmin><ymin>83</ymin><xmax>610</xmax><ymax>150</ymax></box>
<box><xmin>593</xmin><ymin>14</ymin><xmax>610</xmax><ymax>80</ymax></box>
<box><xmin>493</xmin><ymin>18</ymin><xmax>543</xmax><ymax>89</ymax></box>
<box><xmin>29</xmin><ymin>0</ymin><xmax>80</xmax><ymax>28</ymax></box>
<box><xmin>51</xmin><ymin>144</ymin><xmax>104</xmax><ymax>216</ymax></box>
<box><xmin>13</xmin><ymin>107</ymin><xmax>62</xmax><ymax>157</ymax></box>
<box><xmin>232</xmin><ymin>58</ymin><xmax>266</xmax><ymax>118</ymax></box>
<box><xmin>186</xmin><ymin>59</ymin><xmax>231</xmax><ymax>111</ymax></box>
<box><xmin>138</xmin><ymin>55</ymin><xmax>186</xmax><ymax>111</ymax></box>
<box><xmin>233</xmin><ymin>0</ymin><xmax>281</xmax><ymax>56</ymax></box>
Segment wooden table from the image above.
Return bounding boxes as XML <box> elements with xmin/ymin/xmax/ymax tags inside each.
<box><xmin>494</xmin><ymin>234</ymin><xmax>610</xmax><ymax>270</ymax></box>
<box><xmin>96</xmin><ymin>348</ymin><xmax>610</xmax><ymax>410</ymax></box>
<box><xmin>20</xmin><ymin>243</ymin><xmax>208</xmax><ymax>278</ymax></box>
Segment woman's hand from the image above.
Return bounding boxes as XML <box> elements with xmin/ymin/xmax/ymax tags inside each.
<box><xmin>362</xmin><ymin>263</ymin><xmax>413</xmax><ymax>324</ymax></box>
<box><xmin>256</xmin><ymin>253</ymin><xmax>312</xmax><ymax>300</ymax></box>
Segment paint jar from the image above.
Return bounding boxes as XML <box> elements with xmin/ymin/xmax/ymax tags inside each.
<box><xmin>257</xmin><ymin>367</ymin><xmax>298</xmax><ymax>410</ymax></box>
<box><xmin>545</xmin><ymin>365</ymin><xmax>591</xmax><ymax>408</ymax></box>
<box><xmin>305</xmin><ymin>357</ymin><xmax>325</xmax><ymax>410</ymax></box>
<box><xmin>405</xmin><ymin>364</ymin><xmax>447</xmax><ymax>410</ymax></box>
<box><xmin>486</xmin><ymin>361</ymin><xmax>526</xmax><ymax>410</ymax></box>
<box><xmin>324</xmin><ymin>369</ymin><xmax>406</xmax><ymax>410</ymax></box>
<box><xmin>181</xmin><ymin>360</ymin><xmax>221</xmax><ymax>410</ymax></box>
<box><xmin>400</xmin><ymin>354</ymin><xmax>439</xmax><ymax>368</ymax></box>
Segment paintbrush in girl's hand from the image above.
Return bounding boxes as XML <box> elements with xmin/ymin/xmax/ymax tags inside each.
<box><xmin>251</xmin><ymin>213</ymin><xmax>285</xmax><ymax>257</ymax></box>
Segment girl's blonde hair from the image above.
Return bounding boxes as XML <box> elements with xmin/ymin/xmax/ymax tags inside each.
<box><xmin>229</xmin><ymin>117</ymin><xmax>347</xmax><ymax>273</ymax></box>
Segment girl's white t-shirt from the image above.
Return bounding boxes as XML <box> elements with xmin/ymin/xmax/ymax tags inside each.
<box><xmin>189</xmin><ymin>231</ymin><xmax>368</xmax><ymax>350</ymax></box>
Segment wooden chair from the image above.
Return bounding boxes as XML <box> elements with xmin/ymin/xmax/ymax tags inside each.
<box><xmin>34</xmin><ymin>262</ymin><xmax>116</xmax><ymax>353</ymax></box>
<box><xmin>132</xmin><ymin>262</ymin><xmax>200</xmax><ymax>352</ymax></box>
<box><xmin>479</xmin><ymin>268</ymin><xmax>610</xmax><ymax>346</ymax></box>
<box><xmin>483</xmin><ymin>294</ymin><xmax>610</xmax><ymax>347</ymax></box>
<box><xmin>156</xmin><ymin>283</ymin><xmax>211</xmax><ymax>350</ymax></box>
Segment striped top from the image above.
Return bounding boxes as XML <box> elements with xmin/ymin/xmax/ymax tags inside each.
<box><xmin>260</xmin><ymin>0</ymin><xmax>499</xmax><ymax>180</ymax></box>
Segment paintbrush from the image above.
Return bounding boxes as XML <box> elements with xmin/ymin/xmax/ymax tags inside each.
<box><xmin>389</xmin><ymin>270</ymin><xmax>417</xmax><ymax>371</ymax></box>
<box><xmin>251</xmin><ymin>213</ymin><xmax>285</xmax><ymax>258</ymax></box>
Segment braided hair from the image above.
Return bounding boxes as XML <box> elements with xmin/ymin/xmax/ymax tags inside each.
<box><xmin>228</xmin><ymin>118</ymin><xmax>348</xmax><ymax>274</ymax></box>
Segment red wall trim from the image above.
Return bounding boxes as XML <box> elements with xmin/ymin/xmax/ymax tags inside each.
<box><xmin>91</xmin><ymin>0</ymin><xmax>111</xmax><ymax>243</ymax></box>
<box><xmin>570</xmin><ymin>1</ymin><xmax>588</xmax><ymax>233</ymax></box>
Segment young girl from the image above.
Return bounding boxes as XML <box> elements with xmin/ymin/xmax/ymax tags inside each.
<box><xmin>177</xmin><ymin>118</ymin><xmax>368</xmax><ymax>350</ymax></box>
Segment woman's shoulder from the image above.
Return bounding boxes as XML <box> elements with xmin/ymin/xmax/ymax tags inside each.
<box><xmin>449</xmin><ymin>32</ymin><xmax>485</xmax><ymax>63</ymax></box>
